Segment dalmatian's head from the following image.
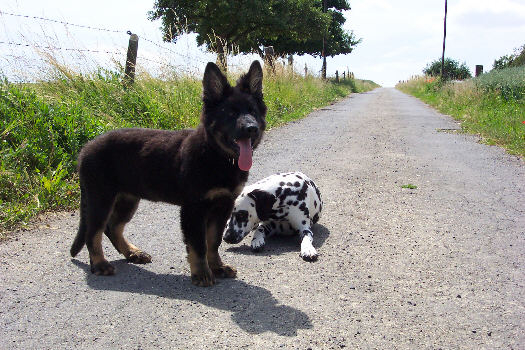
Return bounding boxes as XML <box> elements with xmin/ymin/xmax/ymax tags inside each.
<box><xmin>223</xmin><ymin>189</ymin><xmax>277</xmax><ymax>244</ymax></box>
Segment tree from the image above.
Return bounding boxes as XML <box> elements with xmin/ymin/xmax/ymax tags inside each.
<box><xmin>148</xmin><ymin>0</ymin><xmax>330</xmax><ymax>71</ymax></box>
<box><xmin>493</xmin><ymin>43</ymin><xmax>525</xmax><ymax>70</ymax></box>
<box><xmin>423</xmin><ymin>58</ymin><xmax>472</xmax><ymax>80</ymax></box>
<box><xmin>261</xmin><ymin>0</ymin><xmax>360</xmax><ymax>77</ymax></box>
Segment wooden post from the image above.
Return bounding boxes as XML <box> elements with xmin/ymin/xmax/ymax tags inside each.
<box><xmin>343</xmin><ymin>71</ymin><xmax>346</xmax><ymax>80</ymax></box>
<box><xmin>304</xmin><ymin>63</ymin><xmax>308</xmax><ymax>77</ymax></box>
<box><xmin>475</xmin><ymin>65</ymin><xmax>483</xmax><ymax>77</ymax></box>
<box><xmin>264</xmin><ymin>46</ymin><xmax>275</xmax><ymax>74</ymax></box>
<box><xmin>440</xmin><ymin>0</ymin><xmax>447</xmax><ymax>80</ymax></box>
<box><xmin>335</xmin><ymin>70</ymin><xmax>339</xmax><ymax>83</ymax></box>
<box><xmin>124</xmin><ymin>33</ymin><xmax>139</xmax><ymax>86</ymax></box>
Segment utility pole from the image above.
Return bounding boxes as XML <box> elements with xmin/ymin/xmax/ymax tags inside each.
<box><xmin>441</xmin><ymin>0</ymin><xmax>447</xmax><ymax>80</ymax></box>
<box><xmin>322</xmin><ymin>0</ymin><xmax>327</xmax><ymax>79</ymax></box>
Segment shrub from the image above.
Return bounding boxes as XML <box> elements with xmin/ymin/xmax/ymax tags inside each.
<box><xmin>423</xmin><ymin>58</ymin><xmax>472</xmax><ymax>81</ymax></box>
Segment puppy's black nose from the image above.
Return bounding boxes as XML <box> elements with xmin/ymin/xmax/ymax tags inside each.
<box><xmin>243</xmin><ymin>124</ymin><xmax>259</xmax><ymax>135</ymax></box>
<box><xmin>238</xmin><ymin>114</ymin><xmax>259</xmax><ymax>137</ymax></box>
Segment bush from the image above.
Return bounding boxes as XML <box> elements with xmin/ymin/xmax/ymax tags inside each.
<box><xmin>423</xmin><ymin>58</ymin><xmax>472</xmax><ymax>81</ymax></box>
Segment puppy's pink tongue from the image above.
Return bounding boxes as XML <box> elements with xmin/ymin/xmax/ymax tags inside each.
<box><xmin>236</xmin><ymin>138</ymin><xmax>252</xmax><ymax>171</ymax></box>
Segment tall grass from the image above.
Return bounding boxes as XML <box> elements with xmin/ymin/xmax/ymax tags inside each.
<box><xmin>396</xmin><ymin>66</ymin><xmax>525</xmax><ymax>157</ymax></box>
<box><xmin>0</xmin><ymin>65</ymin><xmax>377</xmax><ymax>235</ymax></box>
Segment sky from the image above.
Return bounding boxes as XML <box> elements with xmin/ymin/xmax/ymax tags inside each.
<box><xmin>1</xmin><ymin>0</ymin><xmax>524</xmax><ymax>86</ymax></box>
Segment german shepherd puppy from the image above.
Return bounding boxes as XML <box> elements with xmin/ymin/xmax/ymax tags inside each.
<box><xmin>70</xmin><ymin>61</ymin><xmax>266</xmax><ymax>287</ymax></box>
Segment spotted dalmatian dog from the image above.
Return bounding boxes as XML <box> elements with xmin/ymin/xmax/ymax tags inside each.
<box><xmin>223</xmin><ymin>172</ymin><xmax>322</xmax><ymax>261</ymax></box>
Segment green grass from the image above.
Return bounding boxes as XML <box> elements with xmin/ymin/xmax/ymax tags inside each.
<box><xmin>396</xmin><ymin>67</ymin><xmax>525</xmax><ymax>158</ymax></box>
<box><xmin>401</xmin><ymin>184</ymin><xmax>417</xmax><ymax>189</ymax></box>
<box><xmin>0</xmin><ymin>68</ymin><xmax>377</xmax><ymax>235</ymax></box>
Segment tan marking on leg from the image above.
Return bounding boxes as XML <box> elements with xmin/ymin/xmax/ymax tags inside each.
<box><xmin>111</xmin><ymin>223</ymin><xmax>138</xmax><ymax>256</ymax></box>
<box><xmin>206</xmin><ymin>222</ymin><xmax>237</xmax><ymax>278</ymax></box>
<box><xmin>187</xmin><ymin>245</ymin><xmax>214</xmax><ymax>286</ymax></box>
<box><xmin>88</xmin><ymin>230</ymin><xmax>106</xmax><ymax>266</ymax></box>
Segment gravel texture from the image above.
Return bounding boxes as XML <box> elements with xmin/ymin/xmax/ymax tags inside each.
<box><xmin>1</xmin><ymin>88</ymin><xmax>524</xmax><ymax>349</ymax></box>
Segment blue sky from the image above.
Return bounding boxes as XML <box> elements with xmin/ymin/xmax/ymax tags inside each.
<box><xmin>1</xmin><ymin>0</ymin><xmax>524</xmax><ymax>86</ymax></box>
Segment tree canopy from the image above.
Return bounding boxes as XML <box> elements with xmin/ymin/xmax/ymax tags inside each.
<box><xmin>149</xmin><ymin>0</ymin><xmax>359</xmax><ymax>69</ymax></box>
<box><xmin>493</xmin><ymin>43</ymin><xmax>525</xmax><ymax>70</ymax></box>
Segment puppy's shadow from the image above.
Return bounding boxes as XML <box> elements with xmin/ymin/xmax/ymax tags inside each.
<box><xmin>72</xmin><ymin>260</ymin><xmax>311</xmax><ymax>336</ymax></box>
<box><xmin>225</xmin><ymin>223</ymin><xmax>330</xmax><ymax>257</ymax></box>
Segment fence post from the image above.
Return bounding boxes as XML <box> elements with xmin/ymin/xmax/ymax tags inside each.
<box><xmin>475</xmin><ymin>65</ymin><xmax>483</xmax><ymax>77</ymax></box>
<box><xmin>335</xmin><ymin>70</ymin><xmax>339</xmax><ymax>83</ymax></box>
<box><xmin>124</xmin><ymin>33</ymin><xmax>139</xmax><ymax>86</ymax></box>
<box><xmin>343</xmin><ymin>71</ymin><xmax>346</xmax><ymax>80</ymax></box>
<box><xmin>304</xmin><ymin>63</ymin><xmax>308</xmax><ymax>77</ymax></box>
<box><xmin>264</xmin><ymin>46</ymin><xmax>275</xmax><ymax>74</ymax></box>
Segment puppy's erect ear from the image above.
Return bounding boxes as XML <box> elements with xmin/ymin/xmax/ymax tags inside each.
<box><xmin>248</xmin><ymin>189</ymin><xmax>276</xmax><ymax>221</ymax></box>
<box><xmin>237</xmin><ymin>61</ymin><xmax>263</xmax><ymax>97</ymax></box>
<box><xmin>203</xmin><ymin>62</ymin><xmax>230</xmax><ymax>102</ymax></box>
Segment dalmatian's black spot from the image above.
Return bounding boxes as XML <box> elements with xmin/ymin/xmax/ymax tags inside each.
<box><xmin>302</xmin><ymin>220</ymin><xmax>306</xmax><ymax>225</ymax></box>
<box><xmin>299</xmin><ymin>202</ymin><xmax>310</xmax><ymax>218</ymax></box>
<box><xmin>314</xmin><ymin>200</ymin><xmax>317</xmax><ymax>208</ymax></box>
<box><xmin>312</xmin><ymin>213</ymin><xmax>320</xmax><ymax>224</ymax></box>
<box><xmin>294</xmin><ymin>181</ymin><xmax>300</xmax><ymax>187</ymax></box>
<box><xmin>293</xmin><ymin>201</ymin><xmax>299</xmax><ymax>206</ymax></box>
<box><xmin>275</xmin><ymin>187</ymin><xmax>283</xmax><ymax>197</ymax></box>
<box><xmin>279</xmin><ymin>182</ymin><xmax>285</xmax><ymax>186</ymax></box>
<box><xmin>287</xmin><ymin>200</ymin><xmax>293</xmax><ymax>205</ymax></box>
<box><xmin>296</xmin><ymin>175</ymin><xmax>303</xmax><ymax>180</ymax></box>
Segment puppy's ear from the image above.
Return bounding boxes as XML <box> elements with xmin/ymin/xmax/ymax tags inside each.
<box><xmin>203</xmin><ymin>62</ymin><xmax>230</xmax><ymax>102</ymax></box>
<box><xmin>237</xmin><ymin>61</ymin><xmax>263</xmax><ymax>97</ymax></box>
<box><xmin>248</xmin><ymin>189</ymin><xmax>276</xmax><ymax>221</ymax></box>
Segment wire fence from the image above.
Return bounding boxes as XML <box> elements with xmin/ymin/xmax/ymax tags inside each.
<box><xmin>0</xmin><ymin>10</ymin><xmax>261</xmax><ymax>82</ymax></box>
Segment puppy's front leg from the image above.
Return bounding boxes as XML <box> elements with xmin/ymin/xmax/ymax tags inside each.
<box><xmin>180</xmin><ymin>204</ymin><xmax>215</xmax><ymax>287</ymax></box>
<box><xmin>206</xmin><ymin>198</ymin><xmax>237</xmax><ymax>279</ymax></box>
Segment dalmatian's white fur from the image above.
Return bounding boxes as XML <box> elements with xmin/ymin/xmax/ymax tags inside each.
<box><xmin>223</xmin><ymin>172</ymin><xmax>322</xmax><ymax>261</ymax></box>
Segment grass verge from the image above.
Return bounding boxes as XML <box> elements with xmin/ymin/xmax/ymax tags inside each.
<box><xmin>396</xmin><ymin>68</ymin><xmax>524</xmax><ymax>158</ymax></box>
<box><xmin>0</xmin><ymin>68</ymin><xmax>377</xmax><ymax>235</ymax></box>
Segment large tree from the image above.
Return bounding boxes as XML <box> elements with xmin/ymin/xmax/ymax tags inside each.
<box><xmin>149</xmin><ymin>0</ymin><xmax>329</xmax><ymax>70</ymax></box>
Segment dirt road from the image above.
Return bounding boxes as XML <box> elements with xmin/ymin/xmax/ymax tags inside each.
<box><xmin>1</xmin><ymin>88</ymin><xmax>524</xmax><ymax>349</ymax></box>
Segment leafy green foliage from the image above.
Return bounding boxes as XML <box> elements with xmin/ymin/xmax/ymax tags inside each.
<box><xmin>148</xmin><ymin>0</ymin><xmax>359</xmax><ymax>61</ymax></box>
<box><xmin>262</xmin><ymin>0</ymin><xmax>360</xmax><ymax>57</ymax></box>
<box><xmin>423</xmin><ymin>58</ymin><xmax>472</xmax><ymax>80</ymax></box>
<box><xmin>493</xmin><ymin>43</ymin><xmax>525</xmax><ymax>70</ymax></box>
<box><xmin>475</xmin><ymin>66</ymin><xmax>525</xmax><ymax>101</ymax></box>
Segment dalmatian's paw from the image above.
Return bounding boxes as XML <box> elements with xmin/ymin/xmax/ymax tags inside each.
<box><xmin>251</xmin><ymin>236</ymin><xmax>266</xmax><ymax>252</ymax></box>
<box><xmin>300</xmin><ymin>242</ymin><xmax>318</xmax><ymax>262</ymax></box>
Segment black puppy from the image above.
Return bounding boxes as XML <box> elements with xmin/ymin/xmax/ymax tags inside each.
<box><xmin>70</xmin><ymin>61</ymin><xmax>266</xmax><ymax>286</ymax></box>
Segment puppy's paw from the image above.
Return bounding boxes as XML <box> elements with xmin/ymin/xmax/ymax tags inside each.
<box><xmin>212</xmin><ymin>264</ymin><xmax>237</xmax><ymax>279</ymax></box>
<box><xmin>90</xmin><ymin>259</ymin><xmax>116</xmax><ymax>275</ymax></box>
<box><xmin>126</xmin><ymin>250</ymin><xmax>152</xmax><ymax>264</ymax></box>
<box><xmin>191</xmin><ymin>268</ymin><xmax>216</xmax><ymax>287</ymax></box>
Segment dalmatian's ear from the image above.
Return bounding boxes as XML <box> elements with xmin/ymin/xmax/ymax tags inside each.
<box><xmin>247</xmin><ymin>189</ymin><xmax>277</xmax><ymax>221</ymax></box>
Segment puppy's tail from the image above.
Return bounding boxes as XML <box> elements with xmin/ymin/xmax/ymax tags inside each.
<box><xmin>70</xmin><ymin>187</ymin><xmax>87</xmax><ymax>257</ymax></box>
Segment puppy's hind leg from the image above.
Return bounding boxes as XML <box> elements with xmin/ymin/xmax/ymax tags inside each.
<box><xmin>105</xmin><ymin>194</ymin><xmax>151</xmax><ymax>264</ymax></box>
<box><xmin>85</xmin><ymin>191</ymin><xmax>117</xmax><ymax>275</ymax></box>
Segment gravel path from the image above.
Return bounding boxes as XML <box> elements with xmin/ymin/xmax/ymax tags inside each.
<box><xmin>1</xmin><ymin>88</ymin><xmax>524</xmax><ymax>349</ymax></box>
